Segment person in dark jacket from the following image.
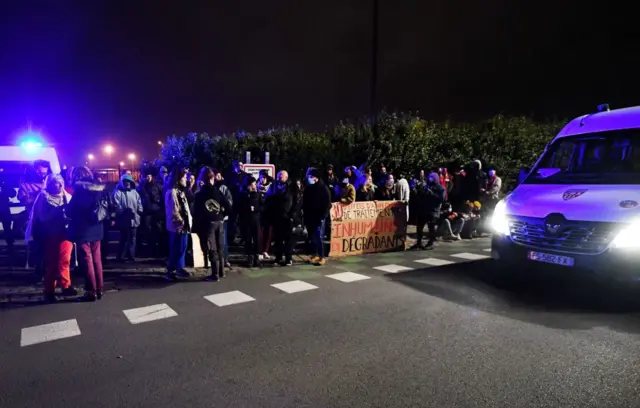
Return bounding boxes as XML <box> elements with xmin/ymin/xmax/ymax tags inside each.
<box><xmin>0</xmin><ymin>177</ymin><xmax>17</xmax><ymax>258</ymax></box>
<box><xmin>413</xmin><ymin>172</ymin><xmax>445</xmax><ymax>249</ymax></box>
<box><xmin>324</xmin><ymin>165</ymin><xmax>338</xmax><ymax>203</ymax></box>
<box><xmin>138</xmin><ymin>171</ymin><xmax>164</xmax><ymax>257</ymax></box>
<box><xmin>303</xmin><ymin>169</ymin><xmax>332</xmax><ymax>266</ymax></box>
<box><xmin>266</xmin><ymin>170</ymin><xmax>295</xmax><ymax>266</ymax></box>
<box><xmin>67</xmin><ymin>166</ymin><xmax>107</xmax><ymax>302</ymax></box>
<box><xmin>225</xmin><ymin>160</ymin><xmax>248</xmax><ymax>246</ymax></box>
<box><xmin>193</xmin><ymin>167</ymin><xmax>232</xmax><ymax>282</ymax></box>
<box><xmin>356</xmin><ymin>175</ymin><xmax>376</xmax><ymax>202</ymax></box>
<box><xmin>238</xmin><ymin>176</ymin><xmax>263</xmax><ymax>267</ymax></box>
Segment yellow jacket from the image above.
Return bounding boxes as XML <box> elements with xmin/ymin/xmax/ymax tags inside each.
<box><xmin>340</xmin><ymin>184</ymin><xmax>356</xmax><ymax>205</ymax></box>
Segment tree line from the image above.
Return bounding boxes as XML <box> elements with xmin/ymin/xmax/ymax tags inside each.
<box><xmin>155</xmin><ymin>111</ymin><xmax>564</xmax><ymax>191</ymax></box>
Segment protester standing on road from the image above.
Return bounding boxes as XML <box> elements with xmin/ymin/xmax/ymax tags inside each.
<box><xmin>238</xmin><ymin>176</ymin><xmax>263</xmax><ymax>268</ymax></box>
<box><xmin>215</xmin><ymin>171</ymin><xmax>233</xmax><ymax>268</ymax></box>
<box><xmin>267</xmin><ymin>170</ymin><xmax>295</xmax><ymax>266</ymax></box>
<box><xmin>413</xmin><ymin>172</ymin><xmax>445</xmax><ymax>249</ymax></box>
<box><xmin>165</xmin><ymin>168</ymin><xmax>192</xmax><ymax>280</ymax></box>
<box><xmin>28</xmin><ymin>174</ymin><xmax>76</xmax><ymax>302</ymax></box>
<box><xmin>138</xmin><ymin>170</ymin><xmax>164</xmax><ymax>257</ymax></box>
<box><xmin>225</xmin><ymin>161</ymin><xmax>247</xmax><ymax>246</ymax></box>
<box><xmin>67</xmin><ymin>166</ymin><xmax>107</xmax><ymax>302</ymax></box>
<box><xmin>193</xmin><ymin>167</ymin><xmax>231</xmax><ymax>281</ymax></box>
<box><xmin>112</xmin><ymin>174</ymin><xmax>143</xmax><ymax>262</ymax></box>
<box><xmin>0</xmin><ymin>177</ymin><xmax>17</xmax><ymax>260</ymax></box>
<box><xmin>20</xmin><ymin>160</ymin><xmax>51</xmax><ymax>276</ymax></box>
<box><xmin>303</xmin><ymin>169</ymin><xmax>332</xmax><ymax>266</ymax></box>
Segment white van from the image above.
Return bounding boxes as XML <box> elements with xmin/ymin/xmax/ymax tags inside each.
<box><xmin>0</xmin><ymin>145</ymin><xmax>62</xmax><ymax>232</ymax></box>
<box><xmin>490</xmin><ymin>104</ymin><xmax>640</xmax><ymax>283</ymax></box>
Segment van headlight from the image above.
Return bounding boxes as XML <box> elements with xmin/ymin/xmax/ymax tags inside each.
<box><xmin>611</xmin><ymin>220</ymin><xmax>640</xmax><ymax>249</ymax></box>
<box><xmin>490</xmin><ymin>199</ymin><xmax>510</xmax><ymax>235</ymax></box>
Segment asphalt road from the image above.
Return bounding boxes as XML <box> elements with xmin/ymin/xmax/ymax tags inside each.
<box><xmin>1</xmin><ymin>237</ymin><xmax>639</xmax><ymax>408</ymax></box>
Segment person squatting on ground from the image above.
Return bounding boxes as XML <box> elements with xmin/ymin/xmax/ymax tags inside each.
<box><xmin>193</xmin><ymin>167</ymin><xmax>232</xmax><ymax>281</ymax></box>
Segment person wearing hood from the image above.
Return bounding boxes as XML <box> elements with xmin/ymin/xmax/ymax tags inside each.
<box><xmin>165</xmin><ymin>168</ymin><xmax>192</xmax><ymax>280</ymax></box>
<box><xmin>225</xmin><ymin>160</ymin><xmax>248</xmax><ymax>246</ymax></box>
<box><xmin>303</xmin><ymin>169</ymin><xmax>332</xmax><ymax>266</ymax></box>
<box><xmin>193</xmin><ymin>167</ymin><xmax>232</xmax><ymax>281</ymax></box>
<box><xmin>412</xmin><ymin>172</ymin><xmax>445</xmax><ymax>249</ymax></box>
<box><xmin>20</xmin><ymin>160</ymin><xmax>51</xmax><ymax>277</ymax></box>
<box><xmin>112</xmin><ymin>173</ymin><xmax>143</xmax><ymax>262</ymax></box>
<box><xmin>482</xmin><ymin>169</ymin><xmax>502</xmax><ymax>206</ymax></box>
<box><xmin>324</xmin><ymin>165</ymin><xmax>338</xmax><ymax>203</ymax></box>
<box><xmin>138</xmin><ymin>170</ymin><xmax>164</xmax><ymax>257</ymax></box>
<box><xmin>67</xmin><ymin>166</ymin><xmax>108</xmax><ymax>302</ymax></box>
<box><xmin>214</xmin><ymin>171</ymin><xmax>233</xmax><ymax>268</ymax></box>
<box><xmin>28</xmin><ymin>174</ymin><xmax>76</xmax><ymax>302</ymax></box>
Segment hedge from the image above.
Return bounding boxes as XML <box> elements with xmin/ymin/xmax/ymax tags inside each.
<box><xmin>155</xmin><ymin>111</ymin><xmax>564</xmax><ymax>192</ymax></box>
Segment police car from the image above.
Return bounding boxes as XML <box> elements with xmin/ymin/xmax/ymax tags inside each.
<box><xmin>491</xmin><ymin>104</ymin><xmax>640</xmax><ymax>282</ymax></box>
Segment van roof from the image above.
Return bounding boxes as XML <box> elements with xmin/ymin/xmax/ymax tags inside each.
<box><xmin>0</xmin><ymin>146</ymin><xmax>61</xmax><ymax>174</ymax></box>
<box><xmin>557</xmin><ymin>105</ymin><xmax>640</xmax><ymax>139</ymax></box>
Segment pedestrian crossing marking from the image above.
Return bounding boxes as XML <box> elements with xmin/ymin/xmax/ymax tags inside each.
<box><xmin>20</xmin><ymin>319</ymin><xmax>81</xmax><ymax>347</ymax></box>
<box><xmin>271</xmin><ymin>280</ymin><xmax>318</xmax><ymax>294</ymax></box>
<box><xmin>451</xmin><ymin>252</ymin><xmax>491</xmax><ymax>260</ymax></box>
<box><xmin>483</xmin><ymin>248</ymin><xmax>491</xmax><ymax>252</ymax></box>
<box><xmin>373</xmin><ymin>264</ymin><xmax>414</xmax><ymax>273</ymax></box>
<box><xmin>414</xmin><ymin>258</ymin><xmax>454</xmax><ymax>266</ymax></box>
<box><xmin>123</xmin><ymin>303</ymin><xmax>178</xmax><ymax>324</ymax></box>
<box><xmin>326</xmin><ymin>272</ymin><xmax>371</xmax><ymax>283</ymax></box>
<box><xmin>205</xmin><ymin>290</ymin><xmax>256</xmax><ymax>307</ymax></box>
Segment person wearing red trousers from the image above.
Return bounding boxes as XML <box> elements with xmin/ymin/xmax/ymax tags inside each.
<box><xmin>67</xmin><ymin>166</ymin><xmax>107</xmax><ymax>302</ymax></box>
<box><xmin>29</xmin><ymin>173</ymin><xmax>76</xmax><ymax>303</ymax></box>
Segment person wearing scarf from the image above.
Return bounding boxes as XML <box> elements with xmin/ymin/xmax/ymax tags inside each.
<box><xmin>356</xmin><ymin>175</ymin><xmax>376</xmax><ymax>202</ymax></box>
<box><xmin>28</xmin><ymin>174</ymin><xmax>76</xmax><ymax>302</ymax></box>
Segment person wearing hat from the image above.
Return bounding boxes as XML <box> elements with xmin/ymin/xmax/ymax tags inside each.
<box><xmin>238</xmin><ymin>176</ymin><xmax>263</xmax><ymax>268</ymax></box>
<box><xmin>303</xmin><ymin>168</ymin><xmax>332</xmax><ymax>266</ymax></box>
<box><xmin>112</xmin><ymin>173</ymin><xmax>143</xmax><ymax>262</ymax></box>
<box><xmin>338</xmin><ymin>176</ymin><xmax>356</xmax><ymax>205</ymax></box>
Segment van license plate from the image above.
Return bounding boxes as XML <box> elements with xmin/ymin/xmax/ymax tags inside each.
<box><xmin>528</xmin><ymin>251</ymin><xmax>574</xmax><ymax>267</ymax></box>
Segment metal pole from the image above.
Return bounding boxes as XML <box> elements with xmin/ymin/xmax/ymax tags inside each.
<box><xmin>370</xmin><ymin>0</ymin><xmax>379</xmax><ymax>123</ymax></box>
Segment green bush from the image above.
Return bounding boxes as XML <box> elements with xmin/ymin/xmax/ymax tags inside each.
<box><xmin>157</xmin><ymin>112</ymin><xmax>564</xmax><ymax>191</ymax></box>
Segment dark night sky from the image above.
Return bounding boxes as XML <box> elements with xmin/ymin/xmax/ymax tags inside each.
<box><xmin>0</xmin><ymin>1</ymin><xmax>637</xmax><ymax>165</ymax></box>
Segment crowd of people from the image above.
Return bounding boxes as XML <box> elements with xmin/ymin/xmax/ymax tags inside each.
<box><xmin>3</xmin><ymin>158</ymin><xmax>502</xmax><ymax>303</ymax></box>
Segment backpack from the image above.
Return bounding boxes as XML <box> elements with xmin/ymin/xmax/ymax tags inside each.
<box><xmin>93</xmin><ymin>194</ymin><xmax>109</xmax><ymax>223</ymax></box>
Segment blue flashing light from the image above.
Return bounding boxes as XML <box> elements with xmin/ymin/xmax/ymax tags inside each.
<box><xmin>20</xmin><ymin>140</ymin><xmax>43</xmax><ymax>154</ymax></box>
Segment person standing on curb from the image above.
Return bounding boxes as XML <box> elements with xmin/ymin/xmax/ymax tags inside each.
<box><xmin>165</xmin><ymin>168</ymin><xmax>192</xmax><ymax>280</ymax></box>
<box><xmin>193</xmin><ymin>167</ymin><xmax>231</xmax><ymax>281</ymax></box>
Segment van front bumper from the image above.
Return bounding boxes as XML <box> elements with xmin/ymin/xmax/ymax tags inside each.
<box><xmin>491</xmin><ymin>234</ymin><xmax>640</xmax><ymax>282</ymax></box>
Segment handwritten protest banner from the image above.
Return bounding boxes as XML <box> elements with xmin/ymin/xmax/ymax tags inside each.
<box><xmin>329</xmin><ymin>200</ymin><xmax>407</xmax><ymax>257</ymax></box>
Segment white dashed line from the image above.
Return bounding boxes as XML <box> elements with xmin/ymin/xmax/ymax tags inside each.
<box><xmin>271</xmin><ymin>280</ymin><xmax>319</xmax><ymax>294</ymax></box>
<box><xmin>123</xmin><ymin>304</ymin><xmax>178</xmax><ymax>324</ymax></box>
<box><xmin>20</xmin><ymin>319</ymin><xmax>82</xmax><ymax>347</ymax></box>
<box><xmin>373</xmin><ymin>264</ymin><xmax>414</xmax><ymax>273</ymax></box>
<box><xmin>483</xmin><ymin>248</ymin><xmax>491</xmax><ymax>252</ymax></box>
<box><xmin>205</xmin><ymin>291</ymin><xmax>256</xmax><ymax>307</ymax></box>
<box><xmin>415</xmin><ymin>258</ymin><xmax>454</xmax><ymax>266</ymax></box>
<box><xmin>326</xmin><ymin>272</ymin><xmax>371</xmax><ymax>283</ymax></box>
<box><xmin>450</xmin><ymin>252</ymin><xmax>491</xmax><ymax>260</ymax></box>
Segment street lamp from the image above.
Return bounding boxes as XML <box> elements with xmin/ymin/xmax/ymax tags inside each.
<box><xmin>119</xmin><ymin>161</ymin><xmax>125</xmax><ymax>167</ymax></box>
<box><xmin>157</xmin><ymin>141</ymin><xmax>163</xmax><ymax>146</ymax></box>
<box><xmin>87</xmin><ymin>153</ymin><xmax>95</xmax><ymax>161</ymax></box>
<box><xmin>104</xmin><ymin>144</ymin><xmax>114</xmax><ymax>166</ymax></box>
<box><xmin>128</xmin><ymin>153</ymin><xmax>136</xmax><ymax>171</ymax></box>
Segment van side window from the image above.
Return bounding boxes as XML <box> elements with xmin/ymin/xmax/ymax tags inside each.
<box><xmin>541</xmin><ymin>141</ymin><xmax>574</xmax><ymax>169</ymax></box>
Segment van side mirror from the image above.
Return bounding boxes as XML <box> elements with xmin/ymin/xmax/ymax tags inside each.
<box><xmin>518</xmin><ymin>168</ymin><xmax>530</xmax><ymax>184</ymax></box>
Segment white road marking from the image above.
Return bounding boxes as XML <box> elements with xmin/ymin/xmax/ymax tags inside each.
<box><xmin>205</xmin><ymin>291</ymin><xmax>256</xmax><ymax>307</ymax></box>
<box><xmin>415</xmin><ymin>258</ymin><xmax>454</xmax><ymax>266</ymax></box>
<box><xmin>483</xmin><ymin>248</ymin><xmax>491</xmax><ymax>252</ymax></box>
<box><xmin>271</xmin><ymin>280</ymin><xmax>319</xmax><ymax>294</ymax></box>
<box><xmin>326</xmin><ymin>272</ymin><xmax>371</xmax><ymax>283</ymax></box>
<box><xmin>123</xmin><ymin>303</ymin><xmax>178</xmax><ymax>324</ymax></box>
<box><xmin>373</xmin><ymin>264</ymin><xmax>414</xmax><ymax>273</ymax></box>
<box><xmin>451</xmin><ymin>252</ymin><xmax>491</xmax><ymax>260</ymax></box>
<box><xmin>20</xmin><ymin>319</ymin><xmax>81</xmax><ymax>347</ymax></box>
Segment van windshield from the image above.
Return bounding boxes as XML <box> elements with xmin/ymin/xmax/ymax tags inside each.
<box><xmin>523</xmin><ymin>129</ymin><xmax>640</xmax><ymax>185</ymax></box>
